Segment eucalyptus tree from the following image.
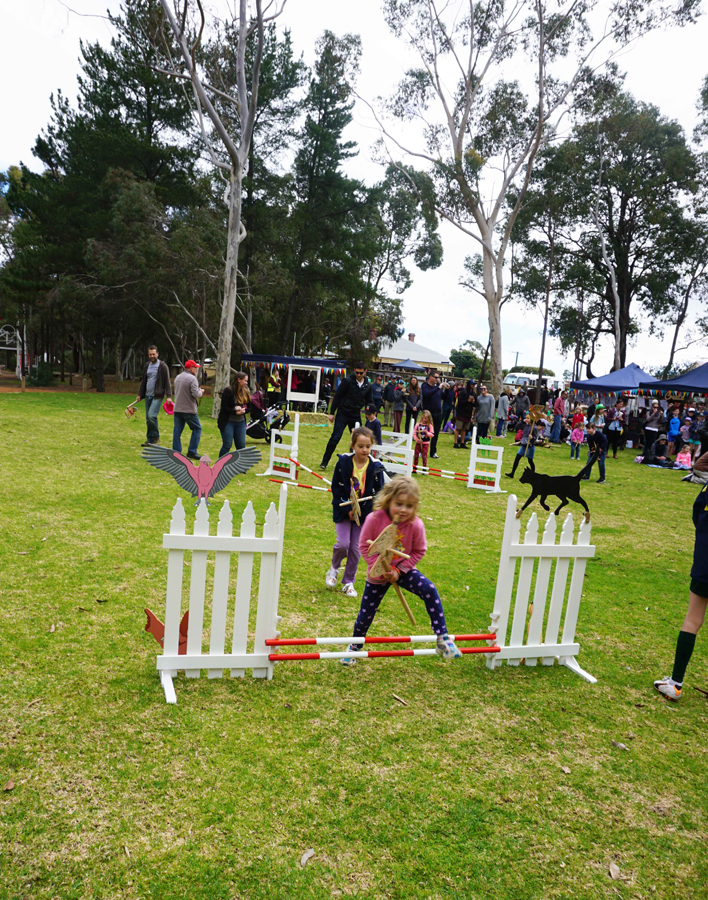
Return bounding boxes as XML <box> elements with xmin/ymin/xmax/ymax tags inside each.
<box><xmin>376</xmin><ymin>0</ymin><xmax>701</xmax><ymax>394</ymax></box>
<box><xmin>154</xmin><ymin>0</ymin><xmax>287</xmax><ymax>414</ymax></box>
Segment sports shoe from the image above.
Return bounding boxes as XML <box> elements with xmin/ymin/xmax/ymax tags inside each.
<box><xmin>342</xmin><ymin>582</ymin><xmax>357</xmax><ymax>598</ymax></box>
<box><xmin>436</xmin><ymin>634</ymin><xmax>462</xmax><ymax>659</ymax></box>
<box><xmin>431</xmin><ymin>453</ymin><xmax>440</xmax><ymax>459</ymax></box>
<box><xmin>319</xmin><ymin>463</ymin><xmax>327</xmax><ymax>470</ymax></box>
<box><xmin>325</xmin><ymin>566</ymin><xmax>339</xmax><ymax>588</ymax></box>
<box><xmin>186</xmin><ymin>451</ymin><xmax>202</xmax><ymax>460</ymax></box>
<box><xmin>654</xmin><ymin>676</ymin><xmax>682</xmax><ymax>701</ymax></box>
<box><xmin>597</xmin><ymin>478</ymin><xmax>607</xmax><ymax>484</ymax></box>
<box><xmin>340</xmin><ymin>644</ymin><xmax>358</xmax><ymax>666</ymax></box>
<box><xmin>505</xmin><ymin>472</ymin><xmax>514</xmax><ymax>479</ymax></box>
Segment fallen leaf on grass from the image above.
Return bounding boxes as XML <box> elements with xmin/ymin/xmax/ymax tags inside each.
<box><xmin>393</xmin><ymin>693</ymin><xmax>408</xmax><ymax>707</ymax></box>
<box><xmin>78</xmin><ymin>607</ymin><xmax>88</xmax><ymax>612</ymax></box>
<box><xmin>24</xmin><ymin>699</ymin><xmax>41</xmax><ymax>709</ymax></box>
<box><xmin>560</xmin><ymin>766</ymin><xmax>571</xmax><ymax>774</ymax></box>
<box><xmin>284</xmin><ymin>703</ymin><xmax>292</xmax><ymax>709</ymax></box>
<box><xmin>95</xmin><ymin>598</ymin><xmax>108</xmax><ymax>604</ymax></box>
<box><xmin>48</xmin><ymin>624</ymin><xmax>55</xmax><ymax>634</ymax></box>
<box><xmin>611</xmin><ymin>740</ymin><xmax>629</xmax><ymax>751</ymax></box>
<box><xmin>608</xmin><ymin>861</ymin><xmax>621</xmax><ymax>880</ymax></box>
<box><xmin>300</xmin><ymin>848</ymin><xmax>315</xmax><ymax>867</ymax></box>
<box><xmin>4</xmin><ymin>780</ymin><xmax>15</xmax><ymax>791</ymax></box>
<box><xmin>41</xmin><ymin>537</ymin><xmax>47</xmax><ymax>542</ymax></box>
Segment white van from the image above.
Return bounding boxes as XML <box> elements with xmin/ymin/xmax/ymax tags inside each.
<box><xmin>503</xmin><ymin>372</ymin><xmax>564</xmax><ymax>393</ymax></box>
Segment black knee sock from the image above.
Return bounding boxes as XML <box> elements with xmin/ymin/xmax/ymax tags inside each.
<box><xmin>671</xmin><ymin>631</ymin><xmax>697</xmax><ymax>685</ymax></box>
<box><xmin>510</xmin><ymin>455</ymin><xmax>520</xmax><ymax>477</ymax></box>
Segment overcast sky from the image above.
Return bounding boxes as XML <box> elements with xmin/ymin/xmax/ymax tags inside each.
<box><xmin>2</xmin><ymin>0</ymin><xmax>707</xmax><ymax>378</ymax></box>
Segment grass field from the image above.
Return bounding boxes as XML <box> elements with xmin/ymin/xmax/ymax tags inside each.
<box><xmin>1</xmin><ymin>392</ymin><xmax>707</xmax><ymax>900</ymax></box>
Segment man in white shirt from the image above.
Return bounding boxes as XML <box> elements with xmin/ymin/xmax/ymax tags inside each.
<box><xmin>173</xmin><ymin>360</ymin><xmax>204</xmax><ymax>460</ymax></box>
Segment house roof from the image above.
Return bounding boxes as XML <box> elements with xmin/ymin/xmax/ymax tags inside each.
<box><xmin>374</xmin><ymin>335</ymin><xmax>451</xmax><ymax>368</ymax></box>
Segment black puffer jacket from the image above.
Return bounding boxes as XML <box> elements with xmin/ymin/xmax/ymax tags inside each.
<box><xmin>330</xmin><ymin>374</ymin><xmax>373</xmax><ymax>419</ymax></box>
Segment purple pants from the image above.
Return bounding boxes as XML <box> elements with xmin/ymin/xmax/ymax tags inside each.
<box><xmin>332</xmin><ymin>520</ymin><xmax>362</xmax><ymax>584</ymax></box>
<box><xmin>353</xmin><ymin>568</ymin><xmax>448</xmax><ymax>637</ymax></box>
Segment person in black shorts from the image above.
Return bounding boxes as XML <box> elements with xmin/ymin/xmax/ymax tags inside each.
<box><xmin>654</xmin><ymin>482</ymin><xmax>708</xmax><ymax>701</ymax></box>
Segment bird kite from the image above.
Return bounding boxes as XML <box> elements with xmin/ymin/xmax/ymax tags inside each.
<box><xmin>141</xmin><ymin>445</ymin><xmax>261</xmax><ymax>502</ymax></box>
<box><xmin>144</xmin><ymin>608</ymin><xmax>189</xmax><ymax>653</ymax></box>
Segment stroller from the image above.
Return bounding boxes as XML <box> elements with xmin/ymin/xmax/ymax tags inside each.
<box><xmin>246</xmin><ymin>403</ymin><xmax>290</xmax><ymax>443</ymax></box>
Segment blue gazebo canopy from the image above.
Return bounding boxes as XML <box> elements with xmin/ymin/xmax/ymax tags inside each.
<box><xmin>391</xmin><ymin>357</ymin><xmax>426</xmax><ymax>371</ymax></box>
<box><xmin>240</xmin><ymin>353</ymin><xmax>347</xmax><ymax>373</ymax></box>
<box><xmin>570</xmin><ymin>363</ymin><xmax>657</xmax><ymax>394</ymax></box>
<box><xmin>638</xmin><ymin>360</ymin><xmax>708</xmax><ymax>395</ymax></box>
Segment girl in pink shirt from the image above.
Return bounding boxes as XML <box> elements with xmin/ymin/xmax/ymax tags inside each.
<box><xmin>340</xmin><ymin>476</ymin><xmax>462</xmax><ymax>665</ymax></box>
<box><xmin>413</xmin><ymin>410</ymin><xmax>435</xmax><ymax>468</ymax></box>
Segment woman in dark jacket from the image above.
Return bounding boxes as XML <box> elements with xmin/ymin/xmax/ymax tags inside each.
<box><xmin>404</xmin><ymin>376</ymin><xmax>422</xmax><ymax>434</ymax></box>
<box><xmin>218</xmin><ymin>371</ymin><xmax>250</xmax><ymax>457</ymax></box>
<box><xmin>453</xmin><ymin>380</ymin><xmax>476</xmax><ymax>449</ymax></box>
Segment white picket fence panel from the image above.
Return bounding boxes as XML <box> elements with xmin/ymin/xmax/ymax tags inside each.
<box><xmin>257</xmin><ymin>412</ymin><xmax>299</xmax><ymax>480</ymax></box>
<box><xmin>486</xmin><ymin>494</ymin><xmax>596</xmax><ymax>683</ymax></box>
<box><xmin>467</xmin><ymin>426</ymin><xmax>505</xmax><ymax>493</ymax></box>
<box><xmin>373</xmin><ymin>419</ymin><xmax>414</xmax><ymax>475</ymax></box>
<box><xmin>156</xmin><ymin>482</ymin><xmax>289</xmax><ymax>703</ymax></box>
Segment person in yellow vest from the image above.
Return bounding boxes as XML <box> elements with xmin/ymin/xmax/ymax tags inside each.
<box><xmin>267</xmin><ymin>370</ymin><xmax>281</xmax><ymax>405</ymax></box>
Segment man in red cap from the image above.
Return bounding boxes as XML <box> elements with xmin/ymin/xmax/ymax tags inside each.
<box><xmin>173</xmin><ymin>360</ymin><xmax>204</xmax><ymax>460</ymax></box>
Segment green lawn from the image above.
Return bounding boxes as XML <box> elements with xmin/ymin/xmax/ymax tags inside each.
<box><xmin>1</xmin><ymin>392</ymin><xmax>706</xmax><ymax>900</ymax></box>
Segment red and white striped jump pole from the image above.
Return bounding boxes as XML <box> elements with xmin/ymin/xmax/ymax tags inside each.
<box><xmin>266</xmin><ymin>633</ymin><xmax>495</xmax><ymax>646</ymax></box>
<box><xmin>413</xmin><ymin>465</ymin><xmax>467</xmax><ymax>482</ymax></box>
<box><xmin>268</xmin><ymin>478</ymin><xmax>331</xmax><ymax>493</ymax></box>
<box><xmin>267</xmin><ymin>634</ymin><xmax>500</xmax><ymax>661</ymax></box>
<box><xmin>270</xmin><ymin>647</ymin><xmax>500</xmax><ymax>661</ymax></box>
<box><xmin>289</xmin><ymin>457</ymin><xmax>332</xmax><ymax>486</ymax></box>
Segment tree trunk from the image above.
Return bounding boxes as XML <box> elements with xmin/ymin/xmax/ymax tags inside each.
<box><xmin>213</xmin><ymin>167</ymin><xmax>244</xmax><ymax>418</ymax></box>
<box><xmin>115</xmin><ymin>333</ymin><xmax>123</xmax><ymax>382</ymax></box>
<box><xmin>536</xmin><ymin>236</ymin><xmax>554</xmax><ymax>404</ymax></box>
<box><xmin>94</xmin><ymin>332</ymin><xmax>105</xmax><ymax>393</ymax></box>
<box><xmin>482</xmin><ymin>243</ymin><xmax>503</xmax><ymax>396</ymax></box>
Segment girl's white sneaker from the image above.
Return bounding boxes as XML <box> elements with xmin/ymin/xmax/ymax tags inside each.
<box><xmin>341</xmin><ymin>583</ymin><xmax>358</xmax><ymax>598</ymax></box>
<box><xmin>325</xmin><ymin>567</ymin><xmax>339</xmax><ymax>588</ymax></box>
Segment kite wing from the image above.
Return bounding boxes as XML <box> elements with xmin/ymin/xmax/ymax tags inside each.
<box><xmin>141</xmin><ymin>445</ymin><xmax>200</xmax><ymax>495</ymax></box>
<box><xmin>208</xmin><ymin>447</ymin><xmax>262</xmax><ymax>497</ymax></box>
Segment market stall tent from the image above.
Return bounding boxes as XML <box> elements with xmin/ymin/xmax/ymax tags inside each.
<box><xmin>638</xmin><ymin>361</ymin><xmax>708</xmax><ymax>397</ymax></box>
<box><xmin>570</xmin><ymin>363</ymin><xmax>657</xmax><ymax>395</ymax></box>
<box><xmin>240</xmin><ymin>354</ymin><xmax>346</xmax><ymax>411</ymax></box>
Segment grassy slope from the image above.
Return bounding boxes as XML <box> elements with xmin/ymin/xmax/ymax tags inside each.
<box><xmin>1</xmin><ymin>393</ymin><xmax>706</xmax><ymax>900</ymax></box>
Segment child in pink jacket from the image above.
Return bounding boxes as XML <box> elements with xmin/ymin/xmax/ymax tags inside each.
<box><xmin>413</xmin><ymin>410</ymin><xmax>435</xmax><ymax>469</ymax></box>
<box><xmin>340</xmin><ymin>476</ymin><xmax>462</xmax><ymax>665</ymax></box>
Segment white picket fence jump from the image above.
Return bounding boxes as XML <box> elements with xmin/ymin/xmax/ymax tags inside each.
<box><xmin>486</xmin><ymin>494</ymin><xmax>596</xmax><ymax>683</ymax></box>
<box><xmin>467</xmin><ymin>426</ymin><xmax>505</xmax><ymax>493</ymax></box>
<box><xmin>151</xmin><ymin>486</ymin><xmax>598</xmax><ymax>703</ymax></box>
<box><xmin>257</xmin><ymin>413</ymin><xmax>300</xmax><ymax>480</ymax></box>
<box><xmin>156</xmin><ymin>483</ymin><xmax>288</xmax><ymax>703</ymax></box>
<box><xmin>372</xmin><ymin>420</ymin><xmax>414</xmax><ymax>476</ymax></box>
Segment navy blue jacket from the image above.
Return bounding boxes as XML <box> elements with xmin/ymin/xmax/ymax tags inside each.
<box><xmin>691</xmin><ymin>484</ymin><xmax>708</xmax><ymax>584</ymax></box>
<box><xmin>587</xmin><ymin>431</ymin><xmax>608</xmax><ymax>455</ymax></box>
<box><xmin>421</xmin><ymin>380</ymin><xmax>442</xmax><ymax>415</ymax></box>
<box><xmin>365</xmin><ymin>417</ymin><xmax>382</xmax><ymax>445</ymax></box>
<box><xmin>331</xmin><ymin>453</ymin><xmax>385</xmax><ymax>524</ymax></box>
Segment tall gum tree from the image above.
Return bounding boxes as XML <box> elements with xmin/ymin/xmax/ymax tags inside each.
<box><xmin>373</xmin><ymin>0</ymin><xmax>700</xmax><ymax>394</ymax></box>
<box><xmin>154</xmin><ymin>0</ymin><xmax>286</xmax><ymax>416</ymax></box>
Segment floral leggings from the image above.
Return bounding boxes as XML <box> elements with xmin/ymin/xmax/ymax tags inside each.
<box><xmin>353</xmin><ymin>568</ymin><xmax>448</xmax><ymax>637</ymax></box>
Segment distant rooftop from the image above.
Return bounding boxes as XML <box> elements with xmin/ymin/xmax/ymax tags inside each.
<box><xmin>374</xmin><ymin>333</ymin><xmax>452</xmax><ymax>372</ymax></box>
